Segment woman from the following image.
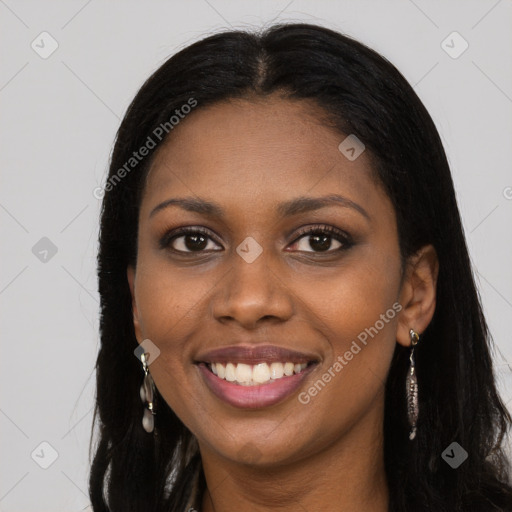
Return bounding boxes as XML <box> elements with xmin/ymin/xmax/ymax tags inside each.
<box><xmin>89</xmin><ymin>23</ymin><xmax>512</xmax><ymax>511</ymax></box>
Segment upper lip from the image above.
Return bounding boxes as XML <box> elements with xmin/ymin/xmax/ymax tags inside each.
<box><xmin>194</xmin><ymin>344</ymin><xmax>319</xmax><ymax>365</ymax></box>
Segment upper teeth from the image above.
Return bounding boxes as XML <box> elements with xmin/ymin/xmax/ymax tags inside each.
<box><xmin>209</xmin><ymin>361</ymin><xmax>308</xmax><ymax>385</ymax></box>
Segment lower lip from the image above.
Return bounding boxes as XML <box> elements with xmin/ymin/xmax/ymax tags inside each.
<box><xmin>197</xmin><ymin>363</ymin><xmax>316</xmax><ymax>409</ymax></box>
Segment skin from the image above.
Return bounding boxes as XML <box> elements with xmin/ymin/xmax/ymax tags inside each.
<box><xmin>127</xmin><ymin>95</ymin><xmax>439</xmax><ymax>512</ymax></box>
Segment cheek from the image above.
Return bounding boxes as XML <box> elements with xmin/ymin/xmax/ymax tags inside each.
<box><xmin>132</xmin><ymin>257</ymin><xmax>223</xmax><ymax>417</ymax></box>
<box><xmin>133</xmin><ymin>266</ymin><xmax>204</xmax><ymax>426</ymax></box>
<box><xmin>292</xmin><ymin>247</ymin><xmax>401</xmax><ymax>411</ymax></box>
<box><xmin>134</xmin><ymin>255</ymin><xmax>213</xmax><ymax>339</ymax></box>
<box><xmin>292</xmin><ymin>244</ymin><xmax>401</xmax><ymax>346</ymax></box>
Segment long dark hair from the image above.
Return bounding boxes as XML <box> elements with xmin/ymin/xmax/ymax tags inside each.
<box><xmin>89</xmin><ymin>22</ymin><xmax>512</xmax><ymax>511</ymax></box>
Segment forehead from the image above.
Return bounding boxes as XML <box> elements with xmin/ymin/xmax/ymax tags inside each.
<box><xmin>140</xmin><ymin>96</ymin><xmax>388</xmax><ymax>222</ymax></box>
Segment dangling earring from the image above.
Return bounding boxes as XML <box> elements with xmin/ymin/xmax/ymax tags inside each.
<box><xmin>406</xmin><ymin>329</ymin><xmax>420</xmax><ymax>440</ymax></box>
<box><xmin>139</xmin><ymin>351</ymin><xmax>156</xmax><ymax>433</ymax></box>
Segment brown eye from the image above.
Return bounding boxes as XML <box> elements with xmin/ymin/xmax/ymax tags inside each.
<box><xmin>159</xmin><ymin>227</ymin><xmax>222</xmax><ymax>253</ymax></box>
<box><xmin>289</xmin><ymin>225</ymin><xmax>352</xmax><ymax>253</ymax></box>
<box><xmin>294</xmin><ymin>232</ymin><xmax>342</xmax><ymax>252</ymax></box>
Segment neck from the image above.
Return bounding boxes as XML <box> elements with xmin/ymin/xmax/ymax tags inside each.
<box><xmin>199</xmin><ymin>399</ymin><xmax>389</xmax><ymax>512</ymax></box>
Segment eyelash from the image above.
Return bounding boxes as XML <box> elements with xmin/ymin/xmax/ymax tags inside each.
<box><xmin>159</xmin><ymin>224</ymin><xmax>353</xmax><ymax>255</ymax></box>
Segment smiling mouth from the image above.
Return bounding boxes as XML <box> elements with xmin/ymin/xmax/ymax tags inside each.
<box><xmin>202</xmin><ymin>361</ymin><xmax>316</xmax><ymax>386</ymax></box>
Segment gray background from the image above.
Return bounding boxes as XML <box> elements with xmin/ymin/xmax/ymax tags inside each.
<box><xmin>1</xmin><ymin>1</ymin><xmax>511</xmax><ymax>510</ymax></box>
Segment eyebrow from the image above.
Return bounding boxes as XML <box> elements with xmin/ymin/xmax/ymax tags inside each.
<box><xmin>149</xmin><ymin>194</ymin><xmax>370</xmax><ymax>221</ymax></box>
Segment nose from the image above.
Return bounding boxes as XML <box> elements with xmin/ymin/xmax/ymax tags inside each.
<box><xmin>210</xmin><ymin>248</ymin><xmax>294</xmax><ymax>330</ymax></box>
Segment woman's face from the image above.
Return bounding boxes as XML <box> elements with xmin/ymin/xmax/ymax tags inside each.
<box><xmin>128</xmin><ymin>96</ymin><xmax>407</xmax><ymax>466</ymax></box>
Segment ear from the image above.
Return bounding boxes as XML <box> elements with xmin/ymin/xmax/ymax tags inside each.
<box><xmin>396</xmin><ymin>244</ymin><xmax>439</xmax><ymax>347</ymax></box>
<box><xmin>127</xmin><ymin>265</ymin><xmax>143</xmax><ymax>343</ymax></box>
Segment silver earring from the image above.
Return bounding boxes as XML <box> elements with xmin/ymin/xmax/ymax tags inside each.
<box><xmin>406</xmin><ymin>329</ymin><xmax>420</xmax><ymax>440</ymax></box>
<box><xmin>139</xmin><ymin>352</ymin><xmax>156</xmax><ymax>433</ymax></box>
